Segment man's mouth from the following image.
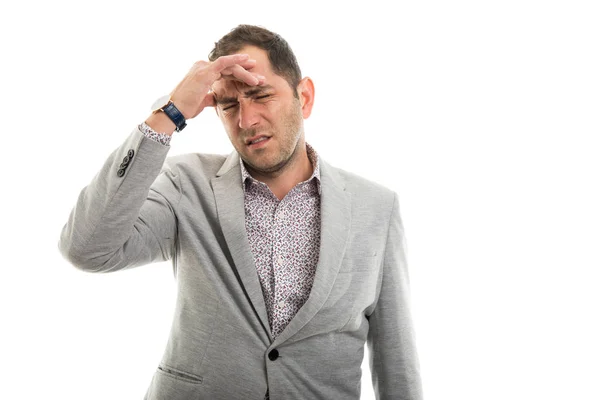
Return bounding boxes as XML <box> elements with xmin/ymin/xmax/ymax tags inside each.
<box><xmin>247</xmin><ymin>135</ymin><xmax>271</xmax><ymax>149</ymax></box>
<box><xmin>246</xmin><ymin>135</ymin><xmax>271</xmax><ymax>145</ymax></box>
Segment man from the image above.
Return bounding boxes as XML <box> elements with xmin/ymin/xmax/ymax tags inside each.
<box><xmin>59</xmin><ymin>24</ymin><xmax>422</xmax><ymax>400</ymax></box>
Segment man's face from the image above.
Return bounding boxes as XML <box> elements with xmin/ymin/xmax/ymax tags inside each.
<box><xmin>212</xmin><ymin>45</ymin><xmax>304</xmax><ymax>175</ymax></box>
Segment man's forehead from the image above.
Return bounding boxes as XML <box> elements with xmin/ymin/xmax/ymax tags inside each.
<box><xmin>212</xmin><ymin>83</ymin><xmax>275</xmax><ymax>103</ymax></box>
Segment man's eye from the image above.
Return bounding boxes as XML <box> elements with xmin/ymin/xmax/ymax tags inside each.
<box><xmin>222</xmin><ymin>95</ymin><xmax>269</xmax><ymax>111</ymax></box>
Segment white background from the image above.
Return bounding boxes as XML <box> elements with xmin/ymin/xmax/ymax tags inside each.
<box><xmin>1</xmin><ymin>0</ymin><xmax>599</xmax><ymax>399</ymax></box>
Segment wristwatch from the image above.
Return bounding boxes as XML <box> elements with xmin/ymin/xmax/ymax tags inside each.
<box><xmin>150</xmin><ymin>94</ymin><xmax>187</xmax><ymax>132</ymax></box>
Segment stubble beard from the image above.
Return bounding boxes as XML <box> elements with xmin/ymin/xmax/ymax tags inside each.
<box><xmin>240</xmin><ymin>100</ymin><xmax>304</xmax><ymax>177</ymax></box>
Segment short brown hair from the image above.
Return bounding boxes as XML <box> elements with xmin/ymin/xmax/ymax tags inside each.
<box><xmin>209</xmin><ymin>24</ymin><xmax>302</xmax><ymax>97</ymax></box>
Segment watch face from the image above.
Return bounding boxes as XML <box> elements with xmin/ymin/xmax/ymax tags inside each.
<box><xmin>150</xmin><ymin>94</ymin><xmax>171</xmax><ymax>111</ymax></box>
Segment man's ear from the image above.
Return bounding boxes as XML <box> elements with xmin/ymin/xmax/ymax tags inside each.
<box><xmin>297</xmin><ymin>77</ymin><xmax>315</xmax><ymax>119</ymax></box>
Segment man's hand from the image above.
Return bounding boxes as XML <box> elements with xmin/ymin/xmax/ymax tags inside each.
<box><xmin>146</xmin><ymin>54</ymin><xmax>265</xmax><ymax>134</ymax></box>
<box><xmin>170</xmin><ymin>54</ymin><xmax>265</xmax><ymax>119</ymax></box>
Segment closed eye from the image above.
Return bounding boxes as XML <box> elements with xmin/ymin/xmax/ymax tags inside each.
<box><xmin>222</xmin><ymin>94</ymin><xmax>271</xmax><ymax>111</ymax></box>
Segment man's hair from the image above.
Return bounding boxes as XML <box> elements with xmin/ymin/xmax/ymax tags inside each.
<box><xmin>208</xmin><ymin>24</ymin><xmax>302</xmax><ymax>97</ymax></box>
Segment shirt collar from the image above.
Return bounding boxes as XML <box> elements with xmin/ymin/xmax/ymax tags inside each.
<box><xmin>239</xmin><ymin>142</ymin><xmax>322</xmax><ymax>195</ymax></box>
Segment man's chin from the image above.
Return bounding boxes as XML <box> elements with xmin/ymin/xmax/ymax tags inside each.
<box><xmin>246</xmin><ymin>156</ymin><xmax>290</xmax><ymax>175</ymax></box>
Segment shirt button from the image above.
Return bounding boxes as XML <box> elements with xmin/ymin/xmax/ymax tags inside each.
<box><xmin>277</xmin><ymin>255</ymin><xmax>283</xmax><ymax>265</ymax></box>
<box><xmin>278</xmin><ymin>301</ymin><xmax>285</xmax><ymax>308</ymax></box>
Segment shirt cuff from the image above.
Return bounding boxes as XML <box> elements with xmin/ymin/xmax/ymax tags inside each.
<box><xmin>138</xmin><ymin>122</ymin><xmax>172</xmax><ymax>146</ymax></box>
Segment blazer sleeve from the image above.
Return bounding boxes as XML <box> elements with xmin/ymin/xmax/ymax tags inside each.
<box><xmin>58</xmin><ymin>127</ymin><xmax>182</xmax><ymax>273</ymax></box>
<box><xmin>367</xmin><ymin>192</ymin><xmax>423</xmax><ymax>400</ymax></box>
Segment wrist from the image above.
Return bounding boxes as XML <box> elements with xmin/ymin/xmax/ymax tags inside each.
<box><xmin>145</xmin><ymin>112</ymin><xmax>176</xmax><ymax>136</ymax></box>
<box><xmin>149</xmin><ymin>95</ymin><xmax>187</xmax><ymax>133</ymax></box>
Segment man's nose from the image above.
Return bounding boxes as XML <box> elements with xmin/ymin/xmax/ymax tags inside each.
<box><xmin>238</xmin><ymin>101</ymin><xmax>260</xmax><ymax>130</ymax></box>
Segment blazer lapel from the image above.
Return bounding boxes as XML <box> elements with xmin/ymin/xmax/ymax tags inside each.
<box><xmin>211</xmin><ymin>151</ymin><xmax>272</xmax><ymax>341</ymax></box>
<box><xmin>211</xmin><ymin>151</ymin><xmax>352</xmax><ymax>346</ymax></box>
<box><xmin>272</xmin><ymin>157</ymin><xmax>352</xmax><ymax>346</ymax></box>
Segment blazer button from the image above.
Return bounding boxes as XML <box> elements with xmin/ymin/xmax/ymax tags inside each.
<box><xmin>268</xmin><ymin>349</ymin><xmax>279</xmax><ymax>361</ymax></box>
<box><xmin>122</xmin><ymin>156</ymin><xmax>130</xmax><ymax>164</ymax></box>
<box><xmin>117</xmin><ymin>168</ymin><xmax>125</xmax><ymax>177</ymax></box>
<box><xmin>127</xmin><ymin>149</ymin><xmax>135</xmax><ymax>158</ymax></box>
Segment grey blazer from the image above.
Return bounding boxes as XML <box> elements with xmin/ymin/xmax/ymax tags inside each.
<box><xmin>59</xmin><ymin>127</ymin><xmax>422</xmax><ymax>400</ymax></box>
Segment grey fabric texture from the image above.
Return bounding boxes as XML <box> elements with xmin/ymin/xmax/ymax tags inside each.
<box><xmin>59</xmin><ymin>127</ymin><xmax>423</xmax><ymax>400</ymax></box>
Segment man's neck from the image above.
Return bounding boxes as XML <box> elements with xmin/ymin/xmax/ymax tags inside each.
<box><xmin>246</xmin><ymin>144</ymin><xmax>313</xmax><ymax>201</ymax></box>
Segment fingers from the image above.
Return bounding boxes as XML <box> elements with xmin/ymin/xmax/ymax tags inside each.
<box><xmin>237</xmin><ymin>58</ymin><xmax>258</xmax><ymax>69</ymax></box>
<box><xmin>211</xmin><ymin>54</ymin><xmax>265</xmax><ymax>86</ymax></box>
<box><xmin>211</xmin><ymin>53</ymin><xmax>251</xmax><ymax>73</ymax></box>
<box><xmin>220</xmin><ymin>64</ymin><xmax>265</xmax><ymax>86</ymax></box>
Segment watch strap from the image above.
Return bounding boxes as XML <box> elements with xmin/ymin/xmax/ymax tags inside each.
<box><xmin>162</xmin><ymin>101</ymin><xmax>187</xmax><ymax>132</ymax></box>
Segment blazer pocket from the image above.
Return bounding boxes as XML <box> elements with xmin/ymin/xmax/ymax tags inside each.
<box><xmin>339</xmin><ymin>253</ymin><xmax>378</xmax><ymax>273</ymax></box>
<box><xmin>145</xmin><ymin>365</ymin><xmax>204</xmax><ymax>400</ymax></box>
<box><xmin>157</xmin><ymin>365</ymin><xmax>203</xmax><ymax>384</ymax></box>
